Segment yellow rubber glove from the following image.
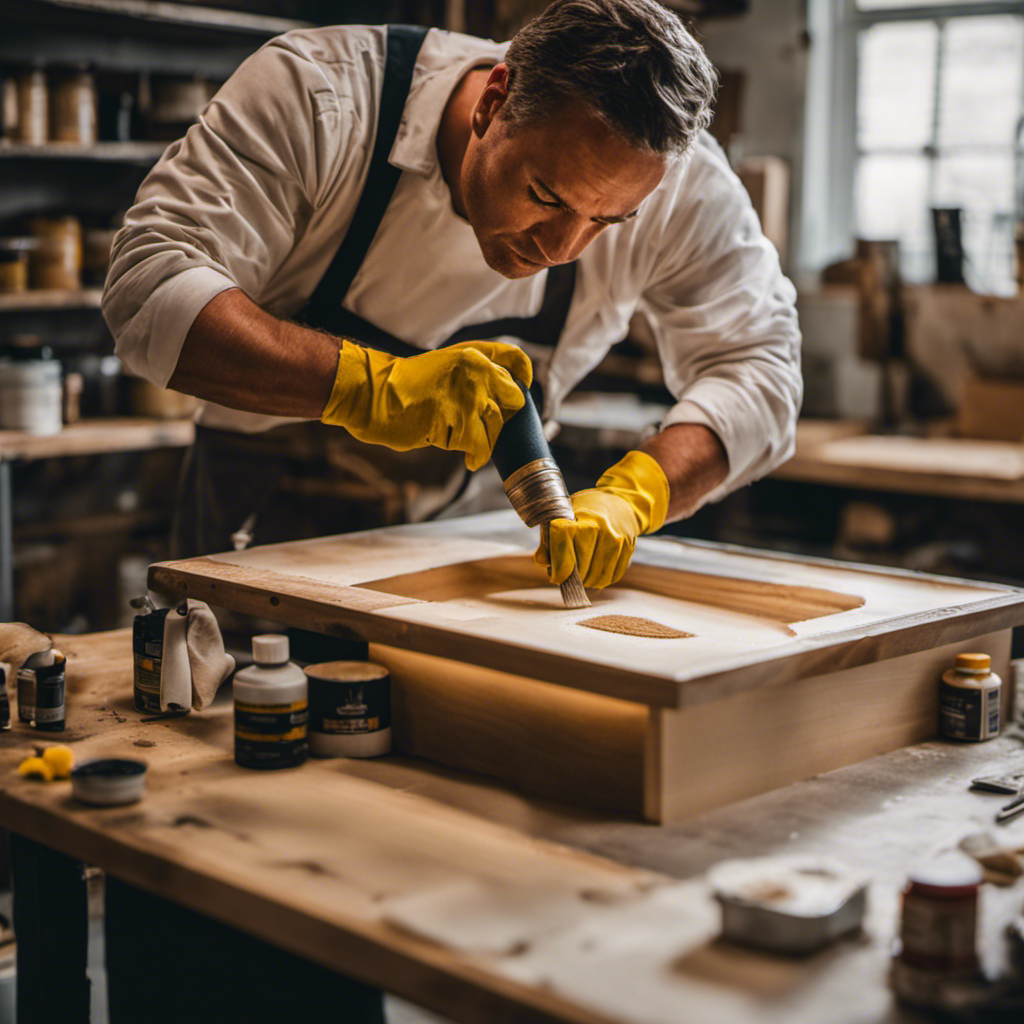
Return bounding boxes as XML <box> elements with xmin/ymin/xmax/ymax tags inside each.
<box><xmin>535</xmin><ymin>450</ymin><xmax>670</xmax><ymax>590</ymax></box>
<box><xmin>321</xmin><ymin>340</ymin><xmax>532</xmax><ymax>471</ymax></box>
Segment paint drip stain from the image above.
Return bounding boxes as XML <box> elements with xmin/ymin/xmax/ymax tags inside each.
<box><xmin>578</xmin><ymin>615</ymin><xmax>694</xmax><ymax>639</ymax></box>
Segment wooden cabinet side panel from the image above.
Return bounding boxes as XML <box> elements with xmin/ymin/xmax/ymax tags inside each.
<box><xmin>369</xmin><ymin>644</ymin><xmax>648</xmax><ymax>816</ymax></box>
<box><xmin>648</xmin><ymin>631</ymin><xmax>1011</xmax><ymax>824</ymax></box>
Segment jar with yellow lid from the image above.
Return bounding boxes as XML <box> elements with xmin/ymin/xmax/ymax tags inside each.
<box><xmin>939</xmin><ymin>652</ymin><xmax>1002</xmax><ymax>741</ymax></box>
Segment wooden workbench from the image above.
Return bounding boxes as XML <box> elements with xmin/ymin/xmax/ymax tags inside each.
<box><xmin>3</xmin><ymin>630</ymin><xmax>1024</xmax><ymax>1023</ymax></box>
<box><xmin>773</xmin><ymin>420</ymin><xmax>1024</xmax><ymax>504</ymax></box>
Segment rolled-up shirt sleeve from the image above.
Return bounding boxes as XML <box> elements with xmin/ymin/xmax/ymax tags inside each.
<box><xmin>641</xmin><ymin>140</ymin><xmax>802</xmax><ymax>511</ymax></box>
<box><xmin>102</xmin><ymin>36</ymin><xmax>353</xmax><ymax>386</ymax></box>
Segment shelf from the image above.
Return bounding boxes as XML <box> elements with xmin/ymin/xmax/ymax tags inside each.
<box><xmin>0</xmin><ymin>290</ymin><xmax>103</xmax><ymax>312</ymax></box>
<box><xmin>0</xmin><ymin>141</ymin><xmax>168</xmax><ymax>163</ymax></box>
<box><xmin>0</xmin><ymin>416</ymin><xmax>195</xmax><ymax>462</ymax></box>
<box><xmin>17</xmin><ymin>0</ymin><xmax>311</xmax><ymax>37</ymax></box>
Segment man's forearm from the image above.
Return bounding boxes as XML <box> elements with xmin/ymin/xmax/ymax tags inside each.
<box><xmin>641</xmin><ymin>423</ymin><xmax>728</xmax><ymax>522</ymax></box>
<box><xmin>168</xmin><ymin>288</ymin><xmax>339</xmax><ymax>418</ymax></box>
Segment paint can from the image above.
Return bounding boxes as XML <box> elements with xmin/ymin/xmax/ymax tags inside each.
<box><xmin>892</xmin><ymin>852</ymin><xmax>982</xmax><ymax>1007</ymax></box>
<box><xmin>32</xmin><ymin>650</ymin><xmax>66</xmax><ymax>732</ymax></box>
<box><xmin>939</xmin><ymin>652</ymin><xmax>1002</xmax><ymax>742</ymax></box>
<box><xmin>306</xmin><ymin>661</ymin><xmax>391</xmax><ymax>758</ymax></box>
<box><xmin>0</xmin><ymin>358</ymin><xmax>63</xmax><ymax>435</ymax></box>
<box><xmin>17</xmin><ymin>647</ymin><xmax>53</xmax><ymax>724</ymax></box>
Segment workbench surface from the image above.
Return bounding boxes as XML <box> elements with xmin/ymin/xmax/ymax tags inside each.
<box><xmin>2</xmin><ymin>630</ymin><xmax>1024</xmax><ymax>1024</ymax></box>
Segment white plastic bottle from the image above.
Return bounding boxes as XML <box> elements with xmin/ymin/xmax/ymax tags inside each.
<box><xmin>939</xmin><ymin>652</ymin><xmax>1002</xmax><ymax>742</ymax></box>
<box><xmin>233</xmin><ymin>634</ymin><xmax>308</xmax><ymax>769</ymax></box>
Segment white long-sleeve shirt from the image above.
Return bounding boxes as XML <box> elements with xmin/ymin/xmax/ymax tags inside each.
<box><xmin>102</xmin><ymin>25</ymin><xmax>801</xmax><ymax>502</ymax></box>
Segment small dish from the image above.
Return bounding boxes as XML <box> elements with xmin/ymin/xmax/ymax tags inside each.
<box><xmin>71</xmin><ymin>758</ymin><xmax>148</xmax><ymax>806</ymax></box>
<box><xmin>709</xmin><ymin>855</ymin><xmax>868</xmax><ymax>955</ymax></box>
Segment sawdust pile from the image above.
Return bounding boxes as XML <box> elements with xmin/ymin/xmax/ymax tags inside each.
<box><xmin>578</xmin><ymin>615</ymin><xmax>694</xmax><ymax>639</ymax></box>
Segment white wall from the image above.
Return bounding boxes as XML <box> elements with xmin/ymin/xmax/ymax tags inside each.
<box><xmin>699</xmin><ymin>0</ymin><xmax>810</xmax><ymax>274</ymax></box>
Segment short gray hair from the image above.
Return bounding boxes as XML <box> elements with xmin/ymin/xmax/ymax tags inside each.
<box><xmin>502</xmin><ymin>0</ymin><xmax>719</xmax><ymax>157</ymax></box>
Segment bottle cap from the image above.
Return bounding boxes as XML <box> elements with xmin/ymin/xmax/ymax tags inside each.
<box><xmin>955</xmin><ymin>652</ymin><xmax>990</xmax><ymax>674</ymax></box>
<box><xmin>252</xmin><ymin>634</ymin><xmax>289</xmax><ymax>666</ymax></box>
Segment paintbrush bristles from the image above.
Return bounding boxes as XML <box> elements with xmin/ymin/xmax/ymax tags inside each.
<box><xmin>502</xmin><ymin>458</ymin><xmax>591</xmax><ymax>609</ymax></box>
<box><xmin>560</xmin><ymin>569</ymin><xmax>591</xmax><ymax>610</ymax></box>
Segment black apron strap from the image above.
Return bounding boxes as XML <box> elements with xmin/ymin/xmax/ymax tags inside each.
<box><xmin>299</xmin><ymin>24</ymin><xmax>428</xmax><ymax>333</ymax></box>
<box><xmin>297</xmin><ymin>23</ymin><xmax>577</xmax><ymax>358</ymax></box>
<box><xmin>322</xmin><ymin>260</ymin><xmax>577</xmax><ymax>358</ymax></box>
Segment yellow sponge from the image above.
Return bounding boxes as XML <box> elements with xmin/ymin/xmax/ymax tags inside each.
<box><xmin>17</xmin><ymin>756</ymin><xmax>53</xmax><ymax>782</ymax></box>
<box><xmin>42</xmin><ymin>745</ymin><xmax>74</xmax><ymax>780</ymax></box>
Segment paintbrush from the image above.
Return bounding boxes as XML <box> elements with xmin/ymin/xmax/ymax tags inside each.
<box><xmin>491</xmin><ymin>381</ymin><xmax>590</xmax><ymax>610</ymax></box>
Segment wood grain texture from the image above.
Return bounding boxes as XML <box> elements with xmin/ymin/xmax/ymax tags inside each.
<box><xmin>371</xmin><ymin>643</ymin><xmax>647</xmax><ymax>815</ymax></box>
<box><xmin>646</xmin><ymin>630</ymin><xmax>1012</xmax><ymax>823</ymax></box>
<box><xmin>149</xmin><ymin>513</ymin><xmax>1024</xmax><ymax>711</ymax></box>
<box><xmin>0</xmin><ymin>631</ymin><xmax>665</xmax><ymax>1024</ymax></box>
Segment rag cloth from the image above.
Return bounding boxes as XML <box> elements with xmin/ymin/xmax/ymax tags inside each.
<box><xmin>181</xmin><ymin>599</ymin><xmax>236</xmax><ymax>710</ymax></box>
<box><xmin>0</xmin><ymin>622</ymin><xmax>53</xmax><ymax>692</ymax></box>
<box><xmin>1</xmin><ymin>605</ymin><xmax>232</xmax><ymax>711</ymax></box>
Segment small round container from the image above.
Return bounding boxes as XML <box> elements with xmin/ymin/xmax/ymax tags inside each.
<box><xmin>0</xmin><ymin>238</ymin><xmax>34</xmax><ymax>294</ymax></box>
<box><xmin>52</xmin><ymin>64</ymin><xmax>97</xmax><ymax>145</ymax></box>
<box><xmin>0</xmin><ymin>358</ymin><xmax>63</xmax><ymax>434</ymax></box>
<box><xmin>16</xmin><ymin>66</ymin><xmax>48</xmax><ymax>145</ymax></box>
<box><xmin>29</xmin><ymin>215</ymin><xmax>82</xmax><ymax>291</ymax></box>
<box><xmin>234</xmin><ymin>634</ymin><xmax>308</xmax><ymax>770</ymax></box>
<box><xmin>939</xmin><ymin>652</ymin><xmax>1002</xmax><ymax>742</ymax></box>
<box><xmin>306</xmin><ymin>661</ymin><xmax>391</xmax><ymax>758</ymax></box>
<box><xmin>71</xmin><ymin>758</ymin><xmax>148</xmax><ymax>806</ymax></box>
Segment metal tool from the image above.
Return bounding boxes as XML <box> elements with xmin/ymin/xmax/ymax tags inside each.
<box><xmin>491</xmin><ymin>381</ymin><xmax>589</xmax><ymax>610</ymax></box>
<box><xmin>996</xmin><ymin>786</ymin><xmax>1024</xmax><ymax>824</ymax></box>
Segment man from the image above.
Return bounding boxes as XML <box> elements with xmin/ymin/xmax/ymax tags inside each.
<box><xmin>103</xmin><ymin>0</ymin><xmax>801</xmax><ymax>591</ymax></box>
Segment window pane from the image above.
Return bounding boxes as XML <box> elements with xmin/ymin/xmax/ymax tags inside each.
<box><xmin>858</xmin><ymin>21</ymin><xmax>938</xmax><ymax>149</ymax></box>
<box><xmin>934</xmin><ymin>152</ymin><xmax>1017</xmax><ymax>292</ymax></box>
<box><xmin>938</xmin><ymin>16</ymin><xmax>1024</xmax><ymax>147</ymax></box>
<box><xmin>856</xmin><ymin>154</ymin><xmax>932</xmax><ymax>280</ymax></box>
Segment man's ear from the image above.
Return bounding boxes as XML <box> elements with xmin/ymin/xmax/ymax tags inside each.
<box><xmin>472</xmin><ymin>63</ymin><xmax>511</xmax><ymax>139</ymax></box>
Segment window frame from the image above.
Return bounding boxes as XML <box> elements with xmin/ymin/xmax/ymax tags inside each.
<box><xmin>800</xmin><ymin>0</ymin><xmax>1024</xmax><ymax>282</ymax></box>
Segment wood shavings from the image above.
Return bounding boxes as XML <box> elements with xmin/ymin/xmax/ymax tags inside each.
<box><xmin>578</xmin><ymin>615</ymin><xmax>694</xmax><ymax>639</ymax></box>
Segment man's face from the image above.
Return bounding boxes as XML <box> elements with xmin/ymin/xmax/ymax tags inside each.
<box><xmin>460</xmin><ymin>69</ymin><xmax>667</xmax><ymax>279</ymax></box>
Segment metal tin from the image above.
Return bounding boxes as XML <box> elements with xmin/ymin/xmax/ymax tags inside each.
<box><xmin>710</xmin><ymin>856</ymin><xmax>868</xmax><ymax>955</ymax></box>
<box><xmin>71</xmin><ymin>758</ymin><xmax>147</xmax><ymax>805</ymax></box>
<box><xmin>306</xmin><ymin>661</ymin><xmax>391</xmax><ymax>758</ymax></box>
<box><xmin>32</xmin><ymin>652</ymin><xmax>66</xmax><ymax>731</ymax></box>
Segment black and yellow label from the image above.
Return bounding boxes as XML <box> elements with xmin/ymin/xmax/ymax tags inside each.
<box><xmin>133</xmin><ymin>654</ymin><xmax>163</xmax><ymax>714</ymax></box>
<box><xmin>234</xmin><ymin>699</ymin><xmax>308</xmax><ymax>769</ymax></box>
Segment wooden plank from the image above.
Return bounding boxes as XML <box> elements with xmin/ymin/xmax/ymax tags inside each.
<box><xmin>773</xmin><ymin>420</ymin><xmax>1024</xmax><ymax>503</ymax></box>
<box><xmin>0</xmin><ymin>417</ymin><xmax>194</xmax><ymax>461</ymax></box>
<box><xmin>0</xmin><ymin>289</ymin><xmax>102</xmax><ymax>312</ymax></box>
<box><xmin>150</xmin><ymin>514</ymin><xmax>1024</xmax><ymax>710</ymax></box>
<box><xmin>372</xmin><ymin>643</ymin><xmax>648</xmax><ymax>815</ymax></box>
<box><xmin>0</xmin><ymin>141</ymin><xmax>166</xmax><ymax>162</ymax></box>
<box><xmin>148</xmin><ymin>557</ymin><xmax>685</xmax><ymax>708</ymax></box>
<box><xmin>647</xmin><ymin>630</ymin><xmax>1011</xmax><ymax>823</ymax></box>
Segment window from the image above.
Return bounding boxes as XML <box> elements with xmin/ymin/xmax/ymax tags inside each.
<box><xmin>803</xmin><ymin>1</ymin><xmax>1024</xmax><ymax>294</ymax></box>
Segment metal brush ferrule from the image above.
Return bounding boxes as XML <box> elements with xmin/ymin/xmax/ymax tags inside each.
<box><xmin>502</xmin><ymin>457</ymin><xmax>590</xmax><ymax>610</ymax></box>
<box><xmin>502</xmin><ymin>457</ymin><xmax>574</xmax><ymax>528</ymax></box>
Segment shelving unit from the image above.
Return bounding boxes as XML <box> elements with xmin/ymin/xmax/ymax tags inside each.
<box><xmin>0</xmin><ymin>289</ymin><xmax>103</xmax><ymax>312</ymax></box>
<box><xmin>0</xmin><ymin>0</ymin><xmax>440</xmax><ymax>628</ymax></box>
<box><xmin>0</xmin><ymin>141</ymin><xmax>168</xmax><ymax>162</ymax></box>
